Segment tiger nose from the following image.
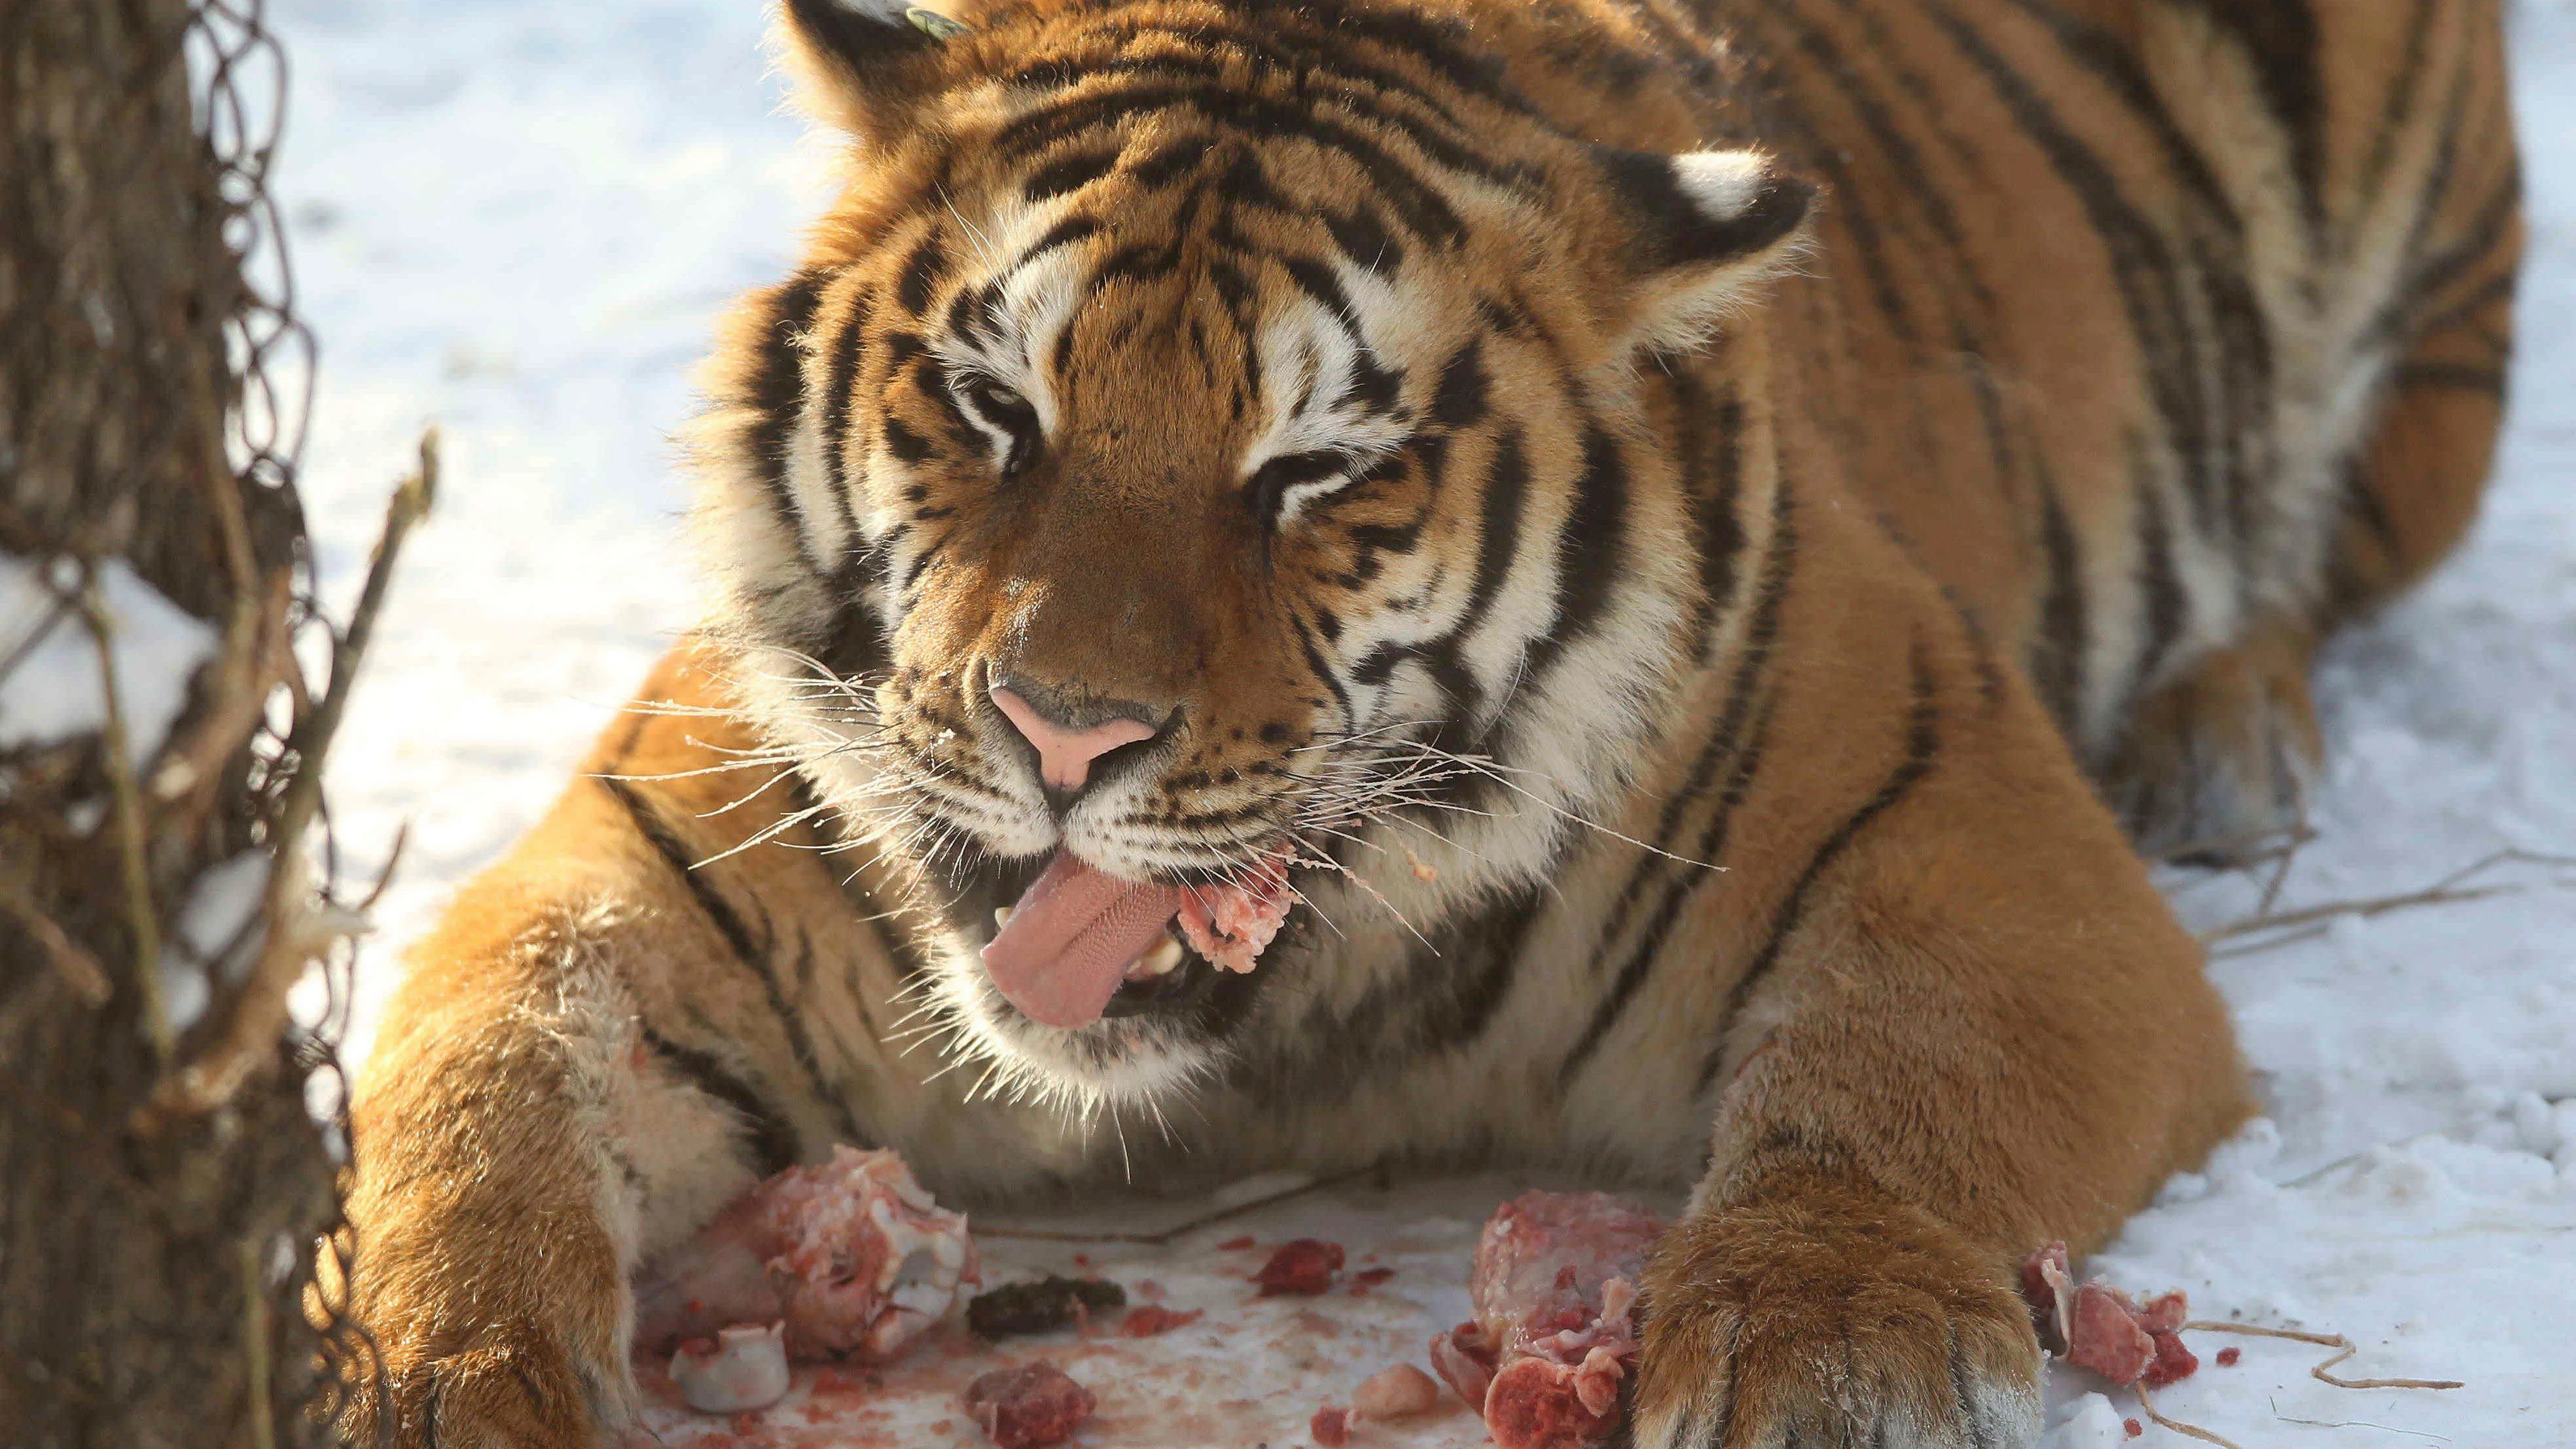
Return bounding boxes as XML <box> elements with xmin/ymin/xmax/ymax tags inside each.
<box><xmin>990</xmin><ymin>683</ymin><xmax>1160</xmax><ymax>793</ymax></box>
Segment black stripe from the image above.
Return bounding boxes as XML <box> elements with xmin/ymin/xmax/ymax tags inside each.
<box><xmin>1940</xmin><ymin>1</ymin><xmax>2264</xmax><ymax>542</ymax></box>
<box><xmin>1023</xmin><ymin>147</ymin><xmax>1122</xmax><ymax>201</ymax></box>
<box><xmin>1452</xmin><ymin>427</ymin><xmax>1533</xmax><ymax>641</ymax></box>
<box><xmin>2174</xmin><ymin>0</ymin><xmax>2325</xmax><ymax>225</ymax></box>
<box><xmin>896</xmin><ymin>230</ymin><xmax>946</xmax><ymax>316</ymax></box>
<box><xmin>600</xmin><ymin>778</ymin><xmax>850</xmax><ymax>1139</ymax></box>
<box><xmin>2125</xmin><ymin>450</ymin><xmax>2189</xmax><ymax>716</ymax></box>
<box><xmin>1556</xmin><ymin>484</ymin><xmax>1795</xmax><ymax>1086</ymax></box>
<box><xmin>742</xmin><ymin>268</ymin><xmax>831</xmax><ymax>567</ymax></box>
<box><xmin>639</xmin><ymin>1024</ymin><xmax>798</xmax><ymax>1177</ymax></box>
<box><xmin>1427</xmin><ymin>338</ymin><xmax>1488</xmax><ymax>431</ymax></box>
<box><xmin>1681</xmin><ymin>380</ymin><xmax>1746</xmax><ymax>659</ymax></box>
<box><xmin>1726</xmin><ymin>53</ymin><xmax>1922</xmax><ymax>348</ymax></box>
<box><xmin>1516</xmin><ymin>425</ymin><xmax>1629</xmax><ymax>687</ymax></box>
<box><xmin>2407</xmin><ymin>269</ymin><xmax>2516</xmax><ymax>342</ymax></box>
<box><xmin>1128</xmin><ymin>134</ymin><xmax>1216</xmax><ymax>188</ymax></box>
<box><xmin>1291</xmin><ymin>611</ymin><xmax>1355</xmax><ymax>729</ymax></box>
<box><xmin>1694</xmin><ymin>639</ymin><xmax>1944</xmax><ymax>1094</ymax></box>
<box><xmin>1323</xmin><ymin>200</ymin><xmax>1404</xmax><ymax>276</ymax></box>
<box><xmin>992</xmin><ymin>82</ymin><xmax>1468</xmax><ymax>245</ymax></box>
<box><xmin>1986</xmin><ymin>0</ymin><xmax>2244</xmax><ymax>224</ymax></box>
<box><xmin>1558</xmin><ymin>687</ymin><xmax>1781</xmax><ymax>1088</ymax></box>
<box><xmin>1260</xmin><ymin>882</ymin><xmax>1550</xmax><ymax>1100</ymax></box>
<box><xmin>1400</xmin><ymin>426</ymin><xmax>1530</xmax><ymax>726</ymax></box>
<box><xmin>2030</xmin><ymin>476</ymin><xmax>2088</xmax><ymax>736</ymax></box>
<box><xmin>2390</xmin><ymin>360</ymin><xmax>2504</xmax><ymax>395</ymax></box>
<box><xmin>2356</xmin><ymin>0</ymin><xmax>2438</xmax><ymax>209</ymax></box>
<box><xmin>2388</xmin><ymin>176</ymin><xmax>2524</xmax><ymax>344</ymax></box>
<box><xmin>1004</xmin><ymin>16</ymin><xmax>1524</xmax><ymax>164</ymax></box>
<box><xmin>881</xmin><ymin>416</ymin><xmax>933</xmax><ymax>465</ymax></box>
<box><xmin>1020</xmin><ymin>214</ymin><xmax>1103</xmax><ymax>267</ymax></box>
<box><xmin>817</xmin><ymin>287</ymin><xmax>877</xmax><ymax>589</ymax></box>
<box><xmin>1280</xmin><ymin>255</ymin><xmax>1361</xmax><ymax>331</ymax></box>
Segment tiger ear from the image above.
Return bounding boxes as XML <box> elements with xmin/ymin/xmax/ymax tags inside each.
<box><xmin>774</xmin><ymin>0</ymin><xmax>969</xmax><ymax>141</ymax></box>
<box><xmin>1593</xmin><ymin>147</ymin><xmax>1816</xmax><ymax>354</ymax></box>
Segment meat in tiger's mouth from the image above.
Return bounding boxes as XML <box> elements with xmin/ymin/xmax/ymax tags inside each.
<box><xmin>978</xmin><ymin>846</ymin><xmax>1292</xmax><ymax>1029</ymax></box>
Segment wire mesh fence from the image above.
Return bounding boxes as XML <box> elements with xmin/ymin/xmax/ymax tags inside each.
<box><xmin>1</xmin><ymin>0</ymin><xmax>407</xmax><ymax>1440</ymax></box>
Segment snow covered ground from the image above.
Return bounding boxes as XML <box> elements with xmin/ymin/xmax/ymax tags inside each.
<box><xmin>268</xmin><ymin>1</ymin><xmax>2576</xmax><ymax>1444</ymax></box>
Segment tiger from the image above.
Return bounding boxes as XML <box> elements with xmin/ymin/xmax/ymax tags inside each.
<box><xmin>330</xmin><ymin>0</ymin><xmax>2520</xmax><ymax>1444</ymax></box>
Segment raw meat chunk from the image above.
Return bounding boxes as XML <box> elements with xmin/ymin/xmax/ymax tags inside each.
<box><xmin>1431</xmin><ymin>1191</ymin><xmax>1666</xmax><ymax>1449</ymax></box>
<box><xmin>963</xmin><ymin>1361</ymin><xmax>1096</xmax><ymax>1448</ymax></box>
<box><xmin>2066</xmin><ymin>1283</ymin><xmax>2157</xmax><ymax>1384</ymax></box>
<box><xmin>2143</xmin><ymin>1328</ymin><xmax>2200</xmax><ymax>1388</ymax></box>
<box><xmin>1310</xmin><ymin>1404</ymin><xmax>1354</xmax><ymax>1446</ymax></box>
<box><xmin>634</xmin><ymin>1145</ymin><xmax>979</xmax><ymax>1361</ymax></box>
<box><xmin>1178</xmin><ymin>853</ymin><xmax>1292</xmax><ymax>973</ymax></box>
<box><xmin>1351</xmin><ymin>1363</ymin><xmax>1444</xmax><ymax>1420</ymax></box>
<box><xmin>670</xmin><ymin>1323</ymin><xmax>789</xmax><ymax>1414</ymax></box>
<box><xmin>967</xmin><ymin>1275</ymin><xmax>1125</xmax><ymax>1340</ymax></box>
<box><xmin>2018</xmin><ymin>1242</ymin><xmax>2200</xmax><ymax>1390</ymax></box>
<box><xmin>1253</xmin><ymin>1238</ymin><xmax>1346</xmax><ymax>1296</ymax></box>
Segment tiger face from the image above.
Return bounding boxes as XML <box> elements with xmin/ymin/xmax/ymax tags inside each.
<box><xmin>691</xmin><ymin>0</ymin><xmax>1810</xmax><ymax>1101</ymax></box>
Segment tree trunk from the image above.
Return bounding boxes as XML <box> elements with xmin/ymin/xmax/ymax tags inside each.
<box><xmin>1</xmin><ymin>1</ymin><xmax>344</xmax><ymax>1444</ymax></box>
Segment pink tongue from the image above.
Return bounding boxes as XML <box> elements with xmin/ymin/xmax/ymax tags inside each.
<box><xmin>980</xmin><ymin>850</ymin><xmax>1183</xmax><ymax>1029</ymax></box>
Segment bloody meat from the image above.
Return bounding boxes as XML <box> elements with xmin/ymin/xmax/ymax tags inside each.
<box><xmin>1253</xmin><ymin>1238</ymin><xmax>1345</xmax><ymax>1296</ymax></box>
<box><xmin>633</xmin><ymin>1145</ymin><xmax>978</xmax><ymax>1363</ymax></box>
<box><xmin>963</xmin><ymin>1361</ymin><xmax>1096</xmax><ymax>1448</ymax></box>
<box><xmin>1431</xmin><ymin>1191</ymin><xmax>1666</xmax><ymax>1449</ymax></box>
<box><xmin>2020</xmin><ymin>1242</ymin><xmax>2200</xmax><ymax>1391</ymax></box>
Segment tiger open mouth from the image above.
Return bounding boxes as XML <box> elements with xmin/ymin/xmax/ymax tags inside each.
<box><xmin>979</xmin><ymin>846</ymin><xmax>1293</xmax><ymax>1029</ymax></box>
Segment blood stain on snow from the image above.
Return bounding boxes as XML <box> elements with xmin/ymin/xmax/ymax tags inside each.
<box><xmin>1253</xmin><ymin>1238</ymin><xmax>1346</xmax><ymax>1296</ymax></box>
<box><xmin>1117</xmin><ymin>1304</ymin><xmax>1204</xmax><ymax>1337</ymax></box>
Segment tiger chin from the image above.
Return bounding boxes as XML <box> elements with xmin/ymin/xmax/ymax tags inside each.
<box><xmin>330</xmin><ymin>0</ymin><xmax>2518</xmax><ymax>1445</ymax></box>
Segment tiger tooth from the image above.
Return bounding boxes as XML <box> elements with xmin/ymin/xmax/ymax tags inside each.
<box><xmin>1134</xmin><ymin>936</ymin><xmax>1185</xmax><ymax>978</ymax></box>
<box><xmin>993</xmin><ymin>906</ymin><xmax>1014</xmax><ymax>929</ymax></box>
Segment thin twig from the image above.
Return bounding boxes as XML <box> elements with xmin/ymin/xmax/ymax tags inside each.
<box><xmin>77</xmin><ymin>568</ymin><xmax>168</xmax><ymax>1059</ymax></box>
<box><xmin>2201</xmin><ymin>883</ymin><xmax>2520</xmax><ymax>945</ymax></box>
<box><xmin>2269</xmin><ymin>1398</ymin><xmax>2450</xmax><ymax>1443</ymax></box>
<box><xmin>2135</xmin><ymin>1381</ymin><xmax>2243</xmax><ymax>1449</ymax></box>
<box><xmin>2276</xmin><ymin>1132</ymin><xmax>2444</xmax><ymax>1189</ymax></box>
<box><xmin>2181</xmin><ymin>1321</ymin><xmax>2463</xmax><ymax>1391</ymax></box>
<box><xmin>2150</xmin><ymin>823</ymin><xmax>2317</xmax><ymax>867</ymax></box>
<box><xmin>0</xmin><ymin>883</ymin><xmax>112</xmax><ymax>1007</ymax></box>
<box><xmin>143</xmin><ymin>431</ymin><xmax>437</xmax><ymax>1124</ymax></box>
<box><xmin>2202</xmin><ymin>847</ymin><xmax>2576</xmax><ymax>950</ymax></box>
<box><xmin>2253</xmin><ymin>802</ymin><xmax>2313</xmax><ymax>918</ymax></box>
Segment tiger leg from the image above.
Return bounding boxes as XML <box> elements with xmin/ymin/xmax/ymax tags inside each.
<box><xmin>334</xmin><ymin>901</ymin><xmax>771</xmax><ymax>1448</ymax></box>
<box><xmin>1630</xmin><ymin>697</ymin><xmax>2245</xmax><ymax>1448</ymax></box>
<box><xmin>2102</xmin><ymin>615</ymin><xmax>2322</xmax><ymax>860</ymax></box>
<box><xmin>2107</xmin><ymin>1</ymin><xmax>2519</xmax><ymax>861</ymax></box>
<box><xmin>2102</xmin><ymin>253</ymin><xmax>2516</xmax><ymax>863</ymax></box>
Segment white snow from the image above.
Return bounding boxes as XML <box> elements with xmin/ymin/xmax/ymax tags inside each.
<box><xmin>2045</xmin><ymin>1393</ymin><xmax>2134</xmax><ymax>1449</ymax></box>
<box><xmin>270</xmin><ymin>1</ymin><xmax>2576</xmax><ymax>1444</ymax></box>
<box><xmin>160</xmin><ymin>850</ymin><xmax>272</xmax><ymax>1036</ymax></box>
<box><xmin>0</xmin><ymin>555</ymin><xmax>218</xmax><ymax>767</ymax></box>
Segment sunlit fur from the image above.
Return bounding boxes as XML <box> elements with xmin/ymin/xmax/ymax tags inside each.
<box><xmin>337</xmin><ymin>3</ymin><xmax>2517</xmax><ymax>1446</ymax></box>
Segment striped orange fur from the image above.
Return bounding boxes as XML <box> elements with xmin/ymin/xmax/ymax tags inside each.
<box><xmin>333</xmin><ymin>2</ymin><xmax>2516</xmax><ymax>1444</ymax></box>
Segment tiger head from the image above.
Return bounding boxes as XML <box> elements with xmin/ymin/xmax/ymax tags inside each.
<box><xmin>690</xmin><ymin>0</ymin><xmax>1810</xmax><ymax>1103</ymax></box>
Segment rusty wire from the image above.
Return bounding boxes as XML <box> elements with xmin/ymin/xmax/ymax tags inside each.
<box><xmin>180</xmin><ymin>0</ymin><xmax>389</xmax><ymax>1435</ymax></box>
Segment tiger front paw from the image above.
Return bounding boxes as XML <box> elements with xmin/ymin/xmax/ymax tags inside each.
<box><xmin>339</xmin><ymin>1324</ymin><xmax>623</xmax><ymax>1449</ymax></box>
<box><xmin>1630</xmin><ymin>1173</ymin><xmax>2043</xmax><ymax>1449</ymax></box>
